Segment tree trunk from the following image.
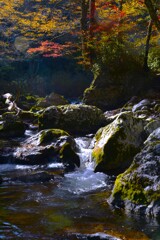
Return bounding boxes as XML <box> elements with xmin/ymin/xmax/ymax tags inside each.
<box><xmin>89</xmin><ymin>0</ymin><xmax>96</xmax><ymax>64</ymax></box>
<box><xmin>81</xmin><ymin>0</ymin><xmax>89</xmax><ymax>65</ymax></box>
<box><xmin>144</xmin><ymin>0</ymin><xmax>160</xmax><ymax>31</ymax></box>
<box><xmin>144</xmin><ymin>19</ymin><xmax>153</xmax><ymax>71</ymax></box>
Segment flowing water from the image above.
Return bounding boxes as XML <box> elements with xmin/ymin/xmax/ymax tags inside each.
<box><xmin>0</xmin><ymin>133</ymin><xmax>160</xmax><ymax>240</ymax></box>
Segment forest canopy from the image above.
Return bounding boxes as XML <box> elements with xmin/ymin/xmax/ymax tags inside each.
<box><xmin>0</xmin><ymin>0</ymin><xmax>159</xmax><ymax>68</ymax></box>
<box><xmin>0</xmin><ymin>0</ymin><xmax>160</xmax><ymax>94</ymax></box>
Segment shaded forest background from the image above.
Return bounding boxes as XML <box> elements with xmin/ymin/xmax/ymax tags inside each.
<box><xmin>0</xmin><ymin>0</ymin><xmax>160</xmax><ymax>103</ymax></box>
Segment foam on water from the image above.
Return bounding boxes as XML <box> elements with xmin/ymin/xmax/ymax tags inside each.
<box><xmin>60</xmin><ymin>137</ymin><xmax>107</xmax><ymax>194</ymax></box>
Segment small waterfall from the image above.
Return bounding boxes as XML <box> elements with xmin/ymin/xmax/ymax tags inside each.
<box><xmin>60</xmin><ymin>136</ymin><xmax>108</xmax><ymax>194</ymax></box>
<box><xmin>75</xmin><ymin>136</ymin><xmax>95</xmax><ymax>170</ymax></box>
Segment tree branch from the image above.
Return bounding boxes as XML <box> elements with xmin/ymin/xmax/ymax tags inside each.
<box><xmin>144</xmin><ymin>0</ymin><xmax>160</xmax><ymax>31</ymax></box>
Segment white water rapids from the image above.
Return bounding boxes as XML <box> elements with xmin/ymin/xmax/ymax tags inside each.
<box><xmin>60</xmin><ymin>137</ymin><xmax>108</xmax><ymax>194</ymax></box>
<box><xmin>0</xmin><ymin>132</ymin><xmax>109</xmax><ymax>195</ymax></box>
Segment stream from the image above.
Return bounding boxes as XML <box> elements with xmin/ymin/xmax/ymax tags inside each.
<box><xmin>0</xmin><ymin>131</ymin><xmax>160</xmax><ymax>240</ymax></box>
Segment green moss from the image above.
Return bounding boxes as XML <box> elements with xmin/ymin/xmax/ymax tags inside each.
<box><xmin>0</xmin><ymin>124</ymin><xmax>3</xmax><ymax>131</ymax></box>
<box><xmin>93</xmin><ymin>123</ymin><xmax>137</xmax><ymax>172</ymax></box>
<box><xmin>112</xmin><ymin>172</ymin><xmax>148</xmax><ymax>205</ymax></box>
<box><xmin>92</xmin><ymin>146</ymin><xmax>104</xmax><ymax>165</ymax></box>
<box><xmin>39</xmin><ymin>129</ymin><xmax>69</xmax><ymax>145</ymax></box>
<box><xmin>30</xmin><ymin>106</ymin><xmax>44</xmax><ymax>112</ymax></box>
<box><xmin>145</xmin><ymin>189</ymin><xmax>160</xmax><ymax>202</ymax></box>
<box><xmin>26</xmin><ymin>95</ymin><xmax>38</xmax><ymax>103</ymax></box>
<box><xmin>111</xmin><ymin>161</ymin><xmax>159</xmax><ymax>205</ymax></box>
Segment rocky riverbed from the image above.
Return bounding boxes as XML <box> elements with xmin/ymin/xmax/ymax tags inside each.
<box><xmin>0</xmin><ymin>92</ymin><xmax>160</xmax><ymax>239</ymax></box>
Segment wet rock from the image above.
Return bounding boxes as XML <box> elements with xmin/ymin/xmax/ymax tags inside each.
<box><xmin>132</xmin><ymin>99</ymin><xmax>151</xmax><ymax>112</ymax></box>
<box><xmin>13</xmin><ymin>129</ymin><xmax>80</xmax><ymax>171</ymax></box>
<box><xmin>109</xmin><ymin>127</ymin><xmax>160</xmax><ymax>218</ymax></box>
<box><xmin>39</xmin><ymin>129</ymin><xmax>69</xmax><ymax>145</ymax></box>
<box><xmin>0</xmin><ymin>112</ymin><xmax>25</xmax><ymax>138</ymax></box>
<box><xmin>39</xmin><ymin>104</ymin><xmax>106</xmax><ymax>134</ymax></box>
<box><xmin>71</xmin><ymin>233</ymin><xmax>121</xmax><ymax>240</ymax></box>
<box><xmin>59</xmin><ymin>142</ymin><xmax>80</xmax><ymax>171</ymax></box>
<box><xmin>92</xmin><ymin>112</ymin><xmax>145</xmax><ymax>174</ymax></box>
<box><xmin>17</xmin><ymin>95</ymin><xmax>38</xmax><ymax>111</ymax></box>
<box><xmin>19</xmin><ymin>110</ymin><xmax>38</xmax><ymax>124</ymax></box>
<box><xmin>154</xmin><ymin>104</ymin><xmax>160</xmax><ymax>113</ymax></box>
<box><xmin>144</xmin><ymin>120</ymin><xmax>160</xmax><ymax>135</ymax></box>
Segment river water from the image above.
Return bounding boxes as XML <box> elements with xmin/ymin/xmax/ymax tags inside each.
<box><xmin>0</xmin><ymin>133</ymin><xmax>160</xmax><ymax>240</ymax></box>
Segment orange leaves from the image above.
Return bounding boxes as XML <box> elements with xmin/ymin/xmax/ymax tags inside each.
<box><xmin>27</xmin><ymin>41</ymin><xmax>73</xmax><ymax>58</ymax></box>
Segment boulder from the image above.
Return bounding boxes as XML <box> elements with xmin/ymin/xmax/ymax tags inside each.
<box><xmin>132</xmin><ymin>99</ymin><xmax>151</xmax><ymax>112</ymax></box>
<box><xmin>83</xmin><ymin>64</ymin><xmax>147</xmax><ymax>110</ymax></box>
<box><xmin>17</xmin><ymin>95</ymin><xmax>38</xmax><ymax>111</ymax></box>
<box><xmin>38</xmin><ymin>104</ymin><xmax>106</xmax><ymax>134</ymax></box>
<box><xmin>0</xmin><ymin>112</ymin><xmax>25</xmax><ymax>138</ymax></box>
<box><xmin>144</xmin><ymin>120</ymin><xmax>160</xmax><ymax>135</ymax></box>
<box><xmin>70</xmin><ymin>233</ymin><xmax>121</xmax><ymax>240</ymax></box>
<box><xmin>37</xmin><ymin>92</ymin><xmax>68</xmax><ymax>108</ymax></box>
<box><xmin>92</xmin><ymin>112</ymin><xmax>145</xmax><ymax>174</ymax></box>
<box><xmin>109</xmin><ymin>127</ymin><xmax>160</xmax><ymax>218</ymax></box>
<box><xmin>13</xmin><ymin>129</ymin><xmax>80</xmax><ymax>171</ymax></box>
<box><xmin>83</xmin><ymin>85</ymin><xmax>125</xmax><ymax>111</ymax></box>
<box><xmin>59</xmin><ymin>142</ymin><xmax>80</xmax><ymax>171</ymax></box>
<box><xmin>19</xmin><ymin>110</ymin><xmax>38</xmax><ymax>123</ymax></box>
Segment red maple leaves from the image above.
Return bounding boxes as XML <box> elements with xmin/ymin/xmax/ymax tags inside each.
<box><xmin>27</xmin><ymin>41</ymin><xmax>72</xmax><ymax>58</ymax></box>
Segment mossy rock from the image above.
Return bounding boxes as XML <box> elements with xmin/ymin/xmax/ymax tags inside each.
<box><xmin>59</xmin><ymin>142</ymin><xmax>80</xmax><ymax>171</ymax></box>
<box><xmin>17</xmin><ymin>95</ymin><xmax>39</xmax><ymax>111</ymax></box>
<box><xmin>154</xmin><ymin>104</ymin><xmax>160</xmax><ymax>113</ymax></box>
<box><xmin>39</xmin><ymin>129</ymin><xmax>69</xmax><ymax>145</ymax></box>
<box><xmin>13</xmin><ymin>128</ymin><xmax>78</xmax><ymax>171</ymax></box>
<box><xmin>110</xmin><ymin>128</ymin><xmax>160</xmax><ymax>217</ymax></box>
<box><xmin>83</xmin><ymin>86</ymin><xmax>125</xmax><ymax>110</ymax></box>
<box><xmin>38</xmin><ymin>104</ymin><xmax>106</xmax><ymax>134</ymax></box>
<box><xmin>0</xmin><ymin>121</ymin><xmax>25</xmax><ymax>138</ymax></box>
<box><xmin>19</xmin><ymin>110</ymin><xmax>38</xmax><ymax>122</ymax></box>
<box><xmin>25</xmin><ymin>95</ymin><xmax>38</xmax><ymax>103</ymax></box>
<box><xmin>30</xmin><ymin>105</ymin><xmax>44</xmax><ymax>113</ymax></box>
<box><xmin>37</xmin><ymin>92</ymin><xmax>68</xmax><ymax>108</ymax></box>
<box><xmin>0</xmin><ymin>112</ymin><xmax>25</xmax><ymax>138</ymax></box>
<box><xmin>144</xmin><ymin>120</ymin><xmax>160</xmax><ymax>135</ymax></box>
<box><xmin>92</xmin><ymin>112</ymin><xmax>145</xmax><ymax>174</ymax></box>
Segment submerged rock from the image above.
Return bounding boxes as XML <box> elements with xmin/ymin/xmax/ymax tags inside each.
<box><xmin>10</xmin><ymin>171</ymin><xmax>54</xmax><ymax>183</ymax></box>
<box><xmin>92</xmin><ymin>112</ymin><xmax>145</xmax><ymax>174</ymax></box>
<box><xmin>109</xmin><ymin>127</ymin><xmax>160</xmax><ymax>218</ymax></box>
<box><xmin>39</xmin><ymin>104</ymin><xmax>106</xmax><ymax>134</ymax></box>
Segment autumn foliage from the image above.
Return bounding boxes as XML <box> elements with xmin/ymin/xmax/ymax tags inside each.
<box><xmin>27</xmin><ymin>41</ymin><xmax>73</xmax><ymax>58</ymax></box>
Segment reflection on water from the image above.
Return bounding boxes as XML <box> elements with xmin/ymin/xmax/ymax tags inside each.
<box><xmin>1</xmin><ymin>163</ymin><xmax>160</xmax><ymax>240</ymax></box>
<box><xmin>0</xmin><ymin>136</ymin><xmax>160</xmax><ymax>239</ymax></box>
